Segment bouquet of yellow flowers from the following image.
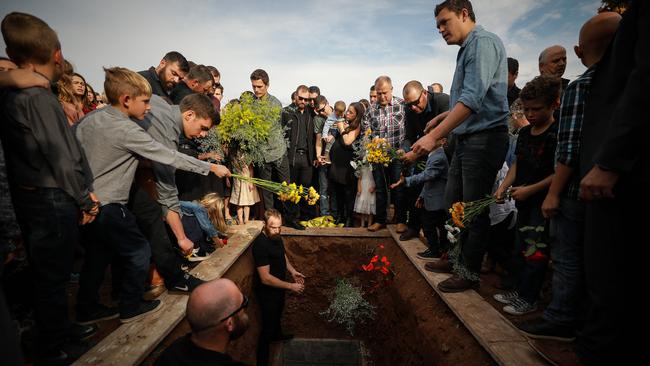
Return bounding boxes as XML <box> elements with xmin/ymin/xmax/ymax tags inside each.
<box><xmin>231</xmin><ymin>174</ymin><xmax>319</xmax><ymax>205</ymax></box>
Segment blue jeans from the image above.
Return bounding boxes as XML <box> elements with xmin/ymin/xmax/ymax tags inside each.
<box><xmin>12</xmin><ymin>187</ymin><xmax>78</xmax><ymax>354</ymax></box>
<box><xmin>318</xmin><ymin>165</ymin><xmax>337</xmax><ymax>217</ymax></box>
<box><xmin>445</xmin><ymin>127</ymin><xmax>509</xmax><ymax>276</ymax></box>
<box><xmin>544</xmin><ymin>197</ymin><xmax>584</xmax><ymax>326</ymax></box>
<box><xmin>514</xmin><ymin>201</ymin><xmax>549</xmax><ymax>304</ymax></box>
<box><xmin>372</xmin><ymin>160</ymin><xmax>406</xmax><ymax>224</ymax></box>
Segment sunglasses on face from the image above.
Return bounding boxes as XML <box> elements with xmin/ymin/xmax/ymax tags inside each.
<box><xmin>219</xmin><ymin>295</ymin><xmax>249</xmax><ymax>323</ymax></box>
<box><xmin>298</xmin><ymin>96</ymin><xmax>311</xmax><ymax>102</ymax></box>
<box><xmin>405</xmin><ymin>92</ymin><xmax>424</xmax><ymax>108</ymax></box>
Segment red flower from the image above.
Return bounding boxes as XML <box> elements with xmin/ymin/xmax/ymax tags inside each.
<box><xmin>222</xmin><ymin>238</ymin><xmax>228</xmax><ymax>245</ymax></box>
<box><xmin>380</xmin><ymin>267</ymin><xmax>389</xmax><ymax>275</ymax></box>
<box><xmin>362</xmin><ymin>263</ymin><xmax>375</xmax><ymax>271</ymax></box>
<box><xmin>370</xmin><ymin>255</ymin><xmax>379</xmax><ymax>263</ymax></box>
<box><xmin>527</xmin><ymin>250</ymin><xmax>548</xmax><ymax>262</ymax></box>
<box><xmin>379</xmin><ymin>244</ymin><xmax>385</xmax><ymax>249</ymax></box>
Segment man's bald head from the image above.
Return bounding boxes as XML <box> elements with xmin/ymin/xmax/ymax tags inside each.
<box><xmin>539</xmin><ymin>45</ymin><xmax>567</xmax><ymax>78</ymax></box>
<box><xmin>575</xmin><ymin>12</ymin><xmax>621</xmax><ymax>68</ymax></box>
<box><xmin>403</xmin><ymin>80</ymin><xmax>425</xmax><ymax>97</ymax></box>
<box><xmin>186</xmin><ymin>278</ymin><xmax>242</xmax><ymax>333</ymax></box>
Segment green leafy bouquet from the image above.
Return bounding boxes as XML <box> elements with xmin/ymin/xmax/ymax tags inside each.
<box><xmin>201</xmin><ymin>93</ymin><xmax>281</xmax><ymax>166</ymax></box>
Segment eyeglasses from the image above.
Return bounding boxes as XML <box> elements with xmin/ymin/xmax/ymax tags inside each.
<box><xmin>219</xmin><ymin>295</ymin><xmax>249</xmax><ymax>323</ymax></box>
<box><xmin>316</xmin><ymin>106</ymin><xmax>326</xmax><ymax>113</ymax></box>
<box><xmin>298</xmin><ymin>96</ymin><xmax>311</xmax><ymax>102</ymax></box>
<box><xmin>405</xmin><ymin>92</ymin><xmax>424</xmax><ymax>108</ymax></box>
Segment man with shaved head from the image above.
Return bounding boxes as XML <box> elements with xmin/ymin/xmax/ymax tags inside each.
<box><xmin>517</xmin><ymin>12</ymin><xmax>621</xmax><ymax>352</ymax></box>
<box><xmin>400</xmin><ymin>80</ymin><xmax>450</xmax><ymax>247</ymax></box>
<box><xmin>156</xmin><ymin>278</ymin><xmax>249</xmax><ymax>365</ymax></box>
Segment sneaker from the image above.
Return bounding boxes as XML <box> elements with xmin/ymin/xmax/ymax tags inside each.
<box><xmin>76</xmin><ymin>304</ymin><xmax>119</xmax><ymax>325</ymax></box>
<box><xmin>169</xmin><ymin>272</ymin><xmax>205</xmax><ymax>294</ymax></box>
<box><xmin>71</xmin><ymin>323</ymin><xmax>98</xmax><ymax>341</ymax></box>
<box><xmin>493</xmin><ymin>290</ymin><xmax>519</xmax><ymax>304</ymax></box>
<box><xmin>416</xmin><ymin>249</ymin><xmax>441</xmax><ymax>261</ymax></box>
<box><xmin>186</xmin><ymin>248</ymin><xmax>209</xmax><ymax>262</ymax></box>
<box><xmin>503</xmin><ymin>297</ymin><xmax>538</xmax><ymax>316</ymax></box>
<box><xmin>517</xmin><ymin>319</ymin><xmax>576</xmax><ymax>342</ymax></box>
<box><xmin>120</xmin><ymin>300</ymin><xmax>163</xmax><ymax>323</ymax></box>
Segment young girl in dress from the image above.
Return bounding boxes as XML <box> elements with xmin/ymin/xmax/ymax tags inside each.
<box><xmin>230</xmin><ymin>153</ymin><xmax>260</xmax><ymax>224</ymax></box>
<box><xmin>354</xmin><ymin>164</ymin><xmax>376</xmax><ymax>227</ymax></box>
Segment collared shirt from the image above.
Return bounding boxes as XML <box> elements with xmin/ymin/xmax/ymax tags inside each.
<box><xmin>556</xmin><ymin>66</ymin><xmax>595</xmax><ymax>200</ymax></box>
<box><xmin>449</xmin><ymin>25</ymin><xmax>509</xmax><ymax>135</ymax></box>
<box><xmin>361</xmin><ymin>96</ymin><xmax>406</xmax><ymax>150</ymax></box>
<box><xmin>0</xmin><ymin>86</ymin><xmax>95</xmax><ymax>211</ymax></box>
<box><xmin>76</xmin><ymin>105</ymin><xmax>211</xmax><ymax>206</ymax></box>
<box><xmin>256</xmin><ymin>94</ymin><xmax>286</xmax><ymax>163</ymax></box>
<box><xmin>133</xmin><ymin>94</ymin><xmax>189</xmax><ymax>215</ymax></box>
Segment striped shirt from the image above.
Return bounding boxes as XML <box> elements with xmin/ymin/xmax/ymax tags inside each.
<box><xmin>556</xmin><ymin>66</ymin><xmax>595</xmax><ymax>200</ymax></box>
<box><xmin>361</xmin><ymin>96</ymin><xmax>406</xmax><ymax>150</ymax></box>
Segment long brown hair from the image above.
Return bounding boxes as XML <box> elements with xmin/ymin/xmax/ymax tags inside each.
<box><xmin>343</xmin><ymin>102</ymin><xmax>365</xmax><ymax>135</ymax></box>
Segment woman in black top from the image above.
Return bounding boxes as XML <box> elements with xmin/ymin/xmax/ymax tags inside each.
<box><xmin>328</xmin><ymin>102</ymin><xmax>364</xmax><ymax>227</ymax></box>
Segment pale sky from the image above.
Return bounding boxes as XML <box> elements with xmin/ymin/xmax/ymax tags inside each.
<box><xmin>1</xmin><ymin>0</ymin><xmax>601</xmax><ymax>106</ymax></box>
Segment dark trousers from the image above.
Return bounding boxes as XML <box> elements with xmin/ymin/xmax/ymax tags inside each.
<box><xmin>77</xmin><ymin>204</ymin><xmax>150</xmax><ymax>313</ymax></box>
<box><xmin>577</xmin><ymin>179</ymin><xmax>643</xmax><ymax>364</ymax></box>
<box><xmin>421</xmin><ymin>209</ymin><xmax>448</xmax><ymax>254</ymax></box>
<box><xmin>331</xmin><ymin>179</ymin><xmax>356</xmax><ymax>224</ymax></box>
<box><xmin>406</xmin><ymin>183</ymin><xmax>424</xmax><ymax>231</ymax></box>
<box><xmin>444</xmin><ymin>128</ymin><xmax>508</xmax><ymax>276</ymax></box>
<box><xmin>513</xmin><ymin>203</ymin><xmax>549</xmax><ymax>304</ymax></box>
<box><xmin>0</xmin><ymin>279</ymin><xmax>23</xmax><ymax>365</ymax></box>
<box><xmin>486</xmin><ymin>211</ymin><xmax>516</xmax><ymax>280</ymax></box>
<box><xmin>12</xmin><ymin>188</ymin><xmax>78</xmax><ymax>355</ymax></box>
<box><xmin>372</xmin><ymin>160</ymin><xmax>406</xmax><ymax>224</ymax></box>
<box><xmin>289</xmin><ymin>152</ymin><xmax>316</xmax><ymax>220</ymax></box>
<box><xmin>128</xmin><ymin>184</ymin><xmax>185</xmax><ymax>287</ymax></box>
<box><xmin>256</xmin><ymin>291</ymin><xmax>285</xmax><ymax>366</ymax></box>
<box><xmin>259</xmin><ymin>154</ymin><xmax>295</xmax><ymax>217</ymax></box>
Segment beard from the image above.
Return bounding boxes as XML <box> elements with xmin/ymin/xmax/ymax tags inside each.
<box><xmin>229</xmin><ymin>313</ymin><xmax>250</xmax><ymax>341</ymax></box>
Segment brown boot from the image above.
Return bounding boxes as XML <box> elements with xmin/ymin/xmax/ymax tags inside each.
<box><xmin>367</xmin><ymin>223</ymin><xmax>386</xmax><ymax>232</ymax></box>
<box><xmin>424</xmin><ymin>259</ymin><xmax>453</xmax><ymax>273</ymax></box>
<box><xmin>438</xmin><ymin>274</ymin><xmax>478</xmax><ymax>293</ymax></box>
<box><xmin>396</xmin><ymin>223</ymin><xmax>408</xmax><ymax>233</ymax></box>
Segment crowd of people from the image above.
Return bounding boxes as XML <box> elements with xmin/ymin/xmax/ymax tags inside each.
<box><xmin>0</xmin><ymin>0</ymin><xmax>646</xmax><ymax>365</ymax></box>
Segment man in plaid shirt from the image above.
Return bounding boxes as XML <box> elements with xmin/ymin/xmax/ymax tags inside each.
<box><xmin>362</xmin><ymin>75</ymin><xmax>408</xmax><ymax>232</ymax></box>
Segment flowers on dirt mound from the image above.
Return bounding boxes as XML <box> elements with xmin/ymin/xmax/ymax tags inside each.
<box><xmin>360</xmin><ymin>244</ymin><xmax>394</xmax><ymax>293</ymax></box>
<box><xmin>201</xmin><ymin>92</ymin><xmax>281</xmax><ymax>166</ymax></box>
<box><xmin>230</xmin><ymin>175</ymin><xmax>319</xmax><ymax>205</ymax></box>
<box><xmin>320</xmin><ymin>278</ymin><xmax>375</xmax><ymax>335</ymax></box>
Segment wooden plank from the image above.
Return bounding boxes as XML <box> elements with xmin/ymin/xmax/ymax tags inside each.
<box><xmin>74</xmin><ymin>221</ymin><xmax>263</xmax><ymax>366</ymax></box>
<box><xmin>387</xmin><ymin>225</ymin><xmax>547</xmax><ymax>366</ymax></box>
<box><xmin>281</xmin><ymin>226</ymin><xmax>391</xmax><ymax>237</ymax></box>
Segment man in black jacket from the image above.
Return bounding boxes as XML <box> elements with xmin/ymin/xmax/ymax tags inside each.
<box><xmin>170</xmin><ymin>64</ymin><xmax>214</xmax><ymax>105</ymax></box>
<box><xmin>401</xmin><ymin>80</ymin><xmax>450</xmax><ymax>242</ymax></box>
<box><xmin>281</xmin><ymin>85</ymin><xmax>317</xmax><ymax>222</ymax></box>
<box><xmin>139</xmin><ymin>51</ymin><xmax>189</xmax><ymax>102</ymax></box>
<box><xmin>577</xmin><ymin>2</ymin><xmax>647</xmax><ymax>363</ymax></box>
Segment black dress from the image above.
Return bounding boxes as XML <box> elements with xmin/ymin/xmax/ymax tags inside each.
<box><xmin>328</xmin><ymin>134</ymin><xmax>355</xmax><ymax>185</ymax></box>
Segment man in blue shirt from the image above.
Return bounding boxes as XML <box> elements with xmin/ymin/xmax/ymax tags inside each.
<box><xmin>405</xmin><ymin>0</ymin><xmax>509</xmax><ymax>292</ymax></box>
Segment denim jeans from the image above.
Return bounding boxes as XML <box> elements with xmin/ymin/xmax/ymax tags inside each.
<box><xmin>372</xmin><ymin>160</ymin><xmax>406</xmax><ymax>224</ymax></box>
<box><xmin>318</xmin><ymin>165</ymin><xmax>337</xmax><ymax>217</ymax></box>
<box><xmin>544</xmin><ymin>197</ymin><xmax>584</xmax><ymax>326</ymax></box>
<box><xmin>12</xmin><ymin>187</ymin><xmax>78</xmax><ymax>354</ymax></box>
<box><xmin>77</xmin><ymin>204</ymin><xmax>150</xmax><ymax>314</ymax></box>
<box><xmin>445</xmin><ymin>127</ymin><xmax>509</xmax><ymax>276</ymax></box>
<box><xmin>514</xmin><ymin>200</ymin><xmax>549</xmax><ymax>304</ymax></box>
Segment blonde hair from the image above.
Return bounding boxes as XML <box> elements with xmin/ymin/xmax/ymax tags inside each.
<box><xmin>199</xmin><ymin>193</ymin><xmax>227</xmax><ymax>234</ymax></box>
<box><xmin>103</xmin><ymin>67</ymin><xmax>152</xmax><ymax>105</ymax></box>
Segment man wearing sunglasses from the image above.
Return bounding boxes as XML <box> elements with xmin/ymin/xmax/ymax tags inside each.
<box><xmin>155</xmin><ymin>278</ymin><xmax>250</xmax><ymax>366</ymax></box>
<box><xmin>400</xmin><ymin>80</ymin><xmax>450</xmax><ymax>244</ymax></box>
<box><xmin>253</xmin><ymin>209</ymin><xmax>305</xmax><ymax>366</ymax></box>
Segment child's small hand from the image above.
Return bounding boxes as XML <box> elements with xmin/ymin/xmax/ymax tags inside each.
<box><xmin>369</xmin><ymin>186</ymin><xmax>376</xmax><ymax>194</ymax></box>
<box><xmin>510</xmin><ymin>186</ymin><xmax>531</xmax><ymax>201</ymax></box>
<box><xmin>390</xmin><ymin>175</ymin><xmax>405</xmax><ymax>189</ymax></box>
<box><xmin>415</xmin><ymin>197</ymin><xmax>424</xmax><ymax>209</ymax></box>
